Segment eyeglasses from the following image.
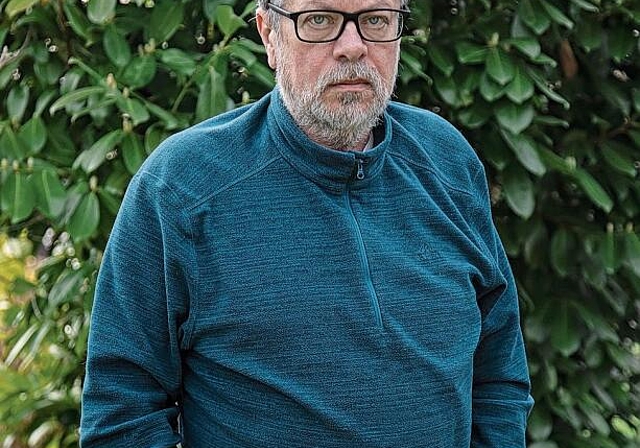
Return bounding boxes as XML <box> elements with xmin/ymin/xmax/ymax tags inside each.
<box><xmin>264</xmin><ymin>2</ymin><xmax>409</xmax><ymax>43</ymax></box>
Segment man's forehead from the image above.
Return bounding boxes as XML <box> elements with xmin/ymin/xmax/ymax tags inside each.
<box><xmin>289</xmin><ymin>0</ymin><xmax>403</xmax><ymax>9</ymax></box>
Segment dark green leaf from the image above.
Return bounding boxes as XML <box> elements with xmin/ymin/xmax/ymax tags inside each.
<box><xmin>528</xmin><ymin>407</ymin><xmax>553</xmax><ymax>441</ymax></box>
<box><xmin>570</xmin><ymin>0</ymin><xmax>598</xmax><ymax>12</ymax></box>
<box><xmin>32</xmin><ymin>168</ymin><xmax>67</xmax><ymax>220</ymax></box>
<box><xmin>608</xmin><ymin>26</ymin><xmax>635</xmax><ymax>63</ymax></box>
<box><xmin>623</xmin><ymin>231</ymin><xmax>640</xmax><ymax>277</ymax></box>
<box><xmin>145</xmin><ymin>124</ymin><xmax>169</xmax><ymax>155</ymax></box>
<box><xmin>506</xmin><ymin>38</ymin><xmax>541</xmax><ymax>59</ymax></box>
<box><xmin>495</xmin><ymin>102</ymin><xmax>535</xmax><ymax>134</ymax></box>
<box><xmin>602</xmin><ymin>226</ymin><xmax>617</xmax><ymax>274</ymax></box>
<box><xmin>574</xmin><ymin>170</ymin><xmax>614</xmax><ymax>213</ymax></box>
<box><xmin>575</xmin><ymin>18</ymin><xmax>602</xmax><ymax>52</ymax></box>
<box><xmin>159</xmin><ymin>49</ymin><xmax>197</xmax><ymax>76</ymax></box>
<box><xmin>63</xmin><ymin>1</ymin><xmax>93</xmax><ymax>42</ymax></box>
<box><xmin>203</xmin><ymin>0</ymin><xmax>235</xmax><ymax>22</ymax></box>
<box><xmin>49</xmin><ymin>86</ymin><xmax>107</xmax><ymax>115</ymax></box>
<box><xmin>196</xmin><ymin>66</ymin><xmax>233</xmax><ymax>121</ymax></box>
<box><xmin>529</xmin><ymin>442</ymin><xmax>559</xmax><ymax>448</ymax></box>
<box><xmin>506</xmin><ymin>66</ymin><xmax>535</xmax><ymax>104</ymax></box>
<box><xmin>600</xmin><ymin>142</ymin><xmax>637</xmax><ymax>178</ymax></box>
<box><xmin>578</xmin><ymin>400</ymin><xmax>610</xmax><ymax>436</ymax></box>
<box><xmin>67</xmin><ymin>192</ymin><xmax>100</xmax><ymax>241</ymax></box>
<box><xmin>73</xmin><ymin>130</ymin><xmax>123</xmax><ymax>173</ymax></box>
<box><xmin>486</xmin><ymin>48</ymin><xmax>516</xmax><ymax>85</ymax></box>
<box><xmin>457</xmin><ymin>103</ymin><xmax>491</xmax><ymax>129</ymax></box>
<box><xmin>550</xmin><ymin>301</ymin><xmax>581</xmax><ymax>357</ymax></box>
<box><xmin>549</xmin><ymin>228</ymin><xmax>573</xmax><ymax>277</ymax></box>
<box><xmin>400</xmin><ymin>50</ymin><xmax>432</xmax><ymax>83</ymax></box>
<box><xmin>1</xmin><ymin>171</ymin><xmax>36</xmax><ymax>223</ymax></box>
<box><xmin>539</xmin><ymin>0</ymin><xmax>574</xmax><ymax>29</ymax></box>
<box><xmin>0</xmin><ymin>126</ymin><xmax>28</xmax><ymax>159</ymax></box>
<box><xmin>428</xmin><ymin>45</ymin><xmax>455</xmax><ymax>76</ymax></box>
<box><xmin>122</xmin><ymin>132</ymin><xmax>146</xmax><ymax>175</ymax></box>
<box><xmin>33</xmin><ymin>89</ymin><xmax>56</xmax><ymax>118</ymax></box>
<box><xmin>117</xmin><ymin>97</ymin><xmax>150</xmax><ymax>126</ymax></box>
<box><xmin>104</xmin><ymin>26</ymin><xmax>132</xmax><ymax>67</ymax></box>
<box><xmin>500</xmin><ymin>130</ymin><xmax>546</xmax><ymax>175</ymax></box>
<box><xmin>148</xmin><ymin>2</ymin><xmax>185</xmax><ymax>43</ymax></box>
<box><xmin>7</xmin><ymin>84</ymin><xmax>29</xmax><ymax>123</ymax></box>
<box><xmin>632</xmin><ymin>88</ymin><xmax>640</xmax><ymax>113</ymax></box>
<box><xmin>144</xmin><ymin>101</ymin><xmax>182</xmax><ymax>130</ymax></box>
<box><xmin>518</xmin><ymin>0</ymin><xmax>551</xmax><ymax>35</ymax></box>
<box><xmin>19</xmin><ymin>116</ymin><xmax>47</xmax><ymax>154</ymax></box>
<box><xmin>479</xmin><ymin>72</ymin><xmax>505</xmax><ymax>102</ymax></box>
<box><xmin>215</xmin><ymin>4</ymin><xmax>247</xmax><ymax>38</ymax></box>
<box><xmin>503</xmin><ymin>164</ymin><xmax>535</xmax><ymax>219</ymax></box>
<box><xmin>122</xmin><ymin>56</ymin><xmax>157</xmax><ymax>89</ymax></box>
<box><xmin>526</xmin><ymin>67</ymin><xmax>570</xmax><ymax>109</ymax></box>
<box><xmin>455</xmin><ymin>42</ymin><xmax>488</xmax><ymax>64</ymax></box>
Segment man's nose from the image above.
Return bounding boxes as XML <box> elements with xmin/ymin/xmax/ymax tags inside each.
<box><xmin>333</xmin><ymin>21</ymin><xmax>368</xmax><ymax>61</ymax></box>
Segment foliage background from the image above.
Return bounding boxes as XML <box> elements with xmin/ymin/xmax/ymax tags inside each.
<box><xmin>0</xmin><ymin>0</ymin><xmax>639</xmax><ymax>446</ymax></box>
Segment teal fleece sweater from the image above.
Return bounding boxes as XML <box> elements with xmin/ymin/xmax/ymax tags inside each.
<box><xmin>80</xmin><ymin>88</ymin><xmax>533</xmax><ymax>447</ymax></box>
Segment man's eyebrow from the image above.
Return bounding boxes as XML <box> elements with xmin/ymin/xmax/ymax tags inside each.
<box><xmin>299</xmin><ymin>1</ymin><xmax>399</xmax><ymax>9</ymax></box>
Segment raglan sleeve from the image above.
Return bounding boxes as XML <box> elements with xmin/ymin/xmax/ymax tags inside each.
<box><xmin>80</xmin><ymin>171</ymin><xmax>195</xmax><ymax>447</ymax></box>
<box><xmin>469</xmin><ymin>166</ymin><xmax>535</xmax><ymax>448</ymax></box>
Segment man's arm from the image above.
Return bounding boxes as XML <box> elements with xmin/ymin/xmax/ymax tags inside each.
<box><xmin>80</xmin><ymin>172</ymin><xmax>194</xmax><ymax>447</ymax></box>
<box><xmin>470</xmin><ymin>168</ymin><xmax>534</xmax><ymax>448</ymax></box>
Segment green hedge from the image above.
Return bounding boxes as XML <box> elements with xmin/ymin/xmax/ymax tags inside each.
<box><xmin>0</xmin><ymin>0</ymin><xmax>639</xmax><ymax>447</ymax></box>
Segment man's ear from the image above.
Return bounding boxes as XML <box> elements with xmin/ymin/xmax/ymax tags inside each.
<box><xmin>256</xmin><ymin>10</ymin><xmax>278</xmax><ymax>69</ymax></box>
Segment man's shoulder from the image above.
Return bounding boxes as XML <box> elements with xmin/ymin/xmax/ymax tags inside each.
<box><xmin>387</xmin><ymin>101</ymin><xmax>470</xmax><ymax>149</ymax></box>
<box><xmin>386</xmin><ymin>101</ymin><xmax>483</xmax><ymax>185</ymax></box>
<box><xmin>135</xmin><ymin>93</ymin><xmax>277</xmax><ymax>207</ymax></box>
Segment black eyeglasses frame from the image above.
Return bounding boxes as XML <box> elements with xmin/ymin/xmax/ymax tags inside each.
<box><xmin>264</xmin><ymin>1</ymin><xmax>410</xmax><ymax>44</ymax></box>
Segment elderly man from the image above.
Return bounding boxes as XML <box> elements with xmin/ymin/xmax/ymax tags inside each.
<box><xmin>80</xmin><ymin>0</ymin><xmax>534</xmax><ymax>446</ymax></box>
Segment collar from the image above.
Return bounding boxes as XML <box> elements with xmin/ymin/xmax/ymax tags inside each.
<box><xmin>267</xmin><ymin>87</ymin><xmax>391</xmax><ymax>192</ymax></box>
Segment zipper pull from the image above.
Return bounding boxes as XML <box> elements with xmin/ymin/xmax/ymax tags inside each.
<box><xmin>356</xmin><ymin>158</ymin><xmax>365</xmax><ymax>180</ymax></box>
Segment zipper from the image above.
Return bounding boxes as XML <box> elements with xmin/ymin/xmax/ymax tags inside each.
<box><xmin>344</xmin><ymin>188</ymin><xmax>383</xmax><ymax>329</ymax></box>
<box><xmin>355</xmin><ymin>158</ymin><xmax>365</xmax><ymax>180</ymax></box>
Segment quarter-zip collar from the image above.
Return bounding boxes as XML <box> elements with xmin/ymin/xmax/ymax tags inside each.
<box><xmin>268</xmin><ymin>87</ymin><xmax>391</xmax><ymax>191</ymax></box>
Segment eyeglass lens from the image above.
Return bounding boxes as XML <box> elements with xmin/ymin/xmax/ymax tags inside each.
<box><xmin>296</xmin><ymin>10</ymin><xmax>403</xmax><ymax>42</ymax></box>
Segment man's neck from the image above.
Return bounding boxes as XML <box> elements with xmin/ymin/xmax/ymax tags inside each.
<box><xmin>301</xmin><ymin>127</ymin><xmax>373</xmax><ymax>152</ymax></box>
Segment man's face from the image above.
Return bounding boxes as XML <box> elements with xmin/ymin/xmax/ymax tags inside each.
<box><xmin>258</xmin><ymin>0</ymin><xmax>403</xmax><ymax>149</ymax></box>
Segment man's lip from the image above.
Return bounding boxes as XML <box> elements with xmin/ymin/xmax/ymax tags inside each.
<box><xmin>330</xmin><ymin>79</ymin><xmax>370</xmax><ymax>86</ymax></box>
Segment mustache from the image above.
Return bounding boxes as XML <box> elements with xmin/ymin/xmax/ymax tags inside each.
<box><xmin>316</xmin><ymin>62</ymin><xmax>383</xmax><ymax>91</ymax></box>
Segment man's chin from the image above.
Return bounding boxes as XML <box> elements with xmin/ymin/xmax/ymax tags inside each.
<box><xmin>322</xmin><ymin>89</ymin><xmax>374</xmax><ymax>108</ymax></box>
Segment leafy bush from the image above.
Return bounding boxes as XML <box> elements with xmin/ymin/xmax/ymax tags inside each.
<box><xmin>0</xmin><ymin>0</ymin><xmax>638</xmax><ymax>447</ymax></box>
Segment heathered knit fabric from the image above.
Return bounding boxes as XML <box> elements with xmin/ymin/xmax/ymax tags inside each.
<box><xmin>80</xmin><ymin>88</ymin><xmax>534</xmax><ymax>447</ymax></box>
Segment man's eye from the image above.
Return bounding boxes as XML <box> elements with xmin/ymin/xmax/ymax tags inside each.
<box><xmin>363</xmin><ymin>15</ymin><xmax>388</xmax><ymax>27</ymax></box>
<box><xmin>306</xmin><ymin>15</ymin><xmax>332</xmax><ymax>26</ymax></box>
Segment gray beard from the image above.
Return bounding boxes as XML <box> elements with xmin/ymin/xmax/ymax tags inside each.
<box><xmin>277</xmin><ymin>61</ymin><xmax>395</xmax><ymax>150</ymax></box>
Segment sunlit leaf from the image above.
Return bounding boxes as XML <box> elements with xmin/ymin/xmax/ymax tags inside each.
<box><xmin>4</xmin><ymin>0</ymin><xmax>38</xmax><ymax>18</ymax></box>
<box><xmin>87</xmin><ymin>0</ymin><xmax>116</xmax><ymax>25</ymax></box>
<box><xmin>73</xmin><ymin>130</ymin><xmax>123</xmax><ymax>174</ymax></box>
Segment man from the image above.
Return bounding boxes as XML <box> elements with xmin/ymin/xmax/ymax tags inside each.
<box><xmin>80</xmin><ymin>0</ymin><xmax>534</xmax><ymax>446</ymax></box>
